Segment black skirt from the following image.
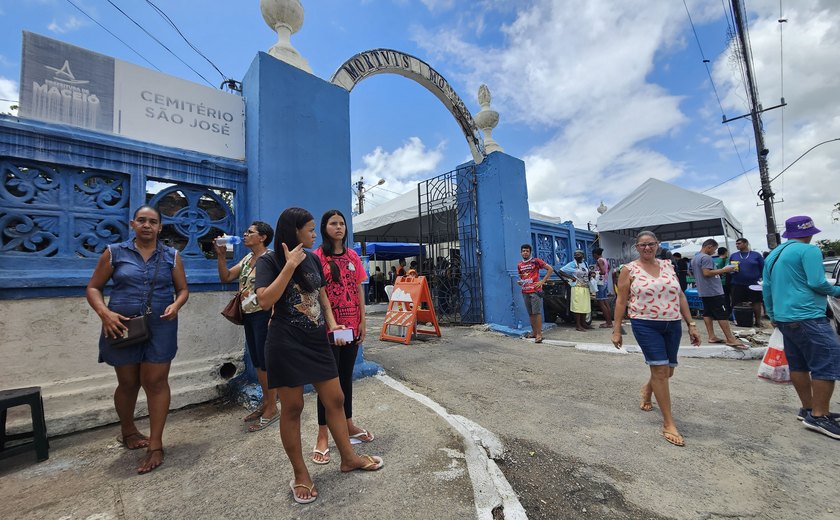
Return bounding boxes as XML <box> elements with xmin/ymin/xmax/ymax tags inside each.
<box><xmin>265</xmin><ymin>320</ymin><xmax>338</xmax><ymax>388</ymax></box>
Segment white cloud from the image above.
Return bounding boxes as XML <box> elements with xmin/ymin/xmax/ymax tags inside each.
<box><xmin>48</xmin><ymin>15</ymin><xmax>85</xmax><ymax>34</ymax></box>
<box><xmin>708</xmin><ymin>0</ymin><xmax>840</xmax><ymax>244</ymax></box>
<box><xmin>0</xmin><ymin>77</ymin><xmax>18</xmax><ymax>115</ymax></box>
<box><xmin>414</xmin><ymin>0</ymin><xmax>840</xmax><ymax>245</ymax></box>
<box><xmin>419</xmin><ymin>0</ymin><xmax>456</xmax><ymax>12</ymax></box>
<box><xmin>351</xmin><ymin>137</ymin><xmax>447</xmax><ymax>210</ymax></box>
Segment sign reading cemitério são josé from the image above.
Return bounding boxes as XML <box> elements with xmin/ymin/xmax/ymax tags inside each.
<box><xmin>19</xmin><ymin>32</ymin><xmax>245</xmax><ymax>160</ymax></box>
<box><xmin>330</xmin><ymin>48</ymin><xmax>485</xmax><ymax>163</ymax></box>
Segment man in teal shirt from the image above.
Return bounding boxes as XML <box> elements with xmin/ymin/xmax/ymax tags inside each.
<box><xmin>763</xmin><ymin>215</ymin><xmax>840</xmax><ymax>440</ymax></box>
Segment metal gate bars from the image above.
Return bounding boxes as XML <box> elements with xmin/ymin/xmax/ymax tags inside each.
<box><xmin>417</xmin><ymin>165</ymin><xmax>483</xmax><ymax>324</ymax></box>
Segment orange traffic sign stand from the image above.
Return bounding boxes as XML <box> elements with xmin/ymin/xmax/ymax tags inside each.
<box><xmin>379</xmin><ymin>272</ymin><xmax>441</xmax><ymax>344</ymax></box>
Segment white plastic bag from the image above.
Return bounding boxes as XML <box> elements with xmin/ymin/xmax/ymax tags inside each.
<box><xmin>757</xmin><ymin>328</ymin><xmax>791</xmax><ymax>384</ymax></box>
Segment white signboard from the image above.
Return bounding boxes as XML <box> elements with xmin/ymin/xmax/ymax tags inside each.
<box><xmin>19</xmin><ymin>32</ymin><xmax>245</xmax><ymax>160</ymax></box>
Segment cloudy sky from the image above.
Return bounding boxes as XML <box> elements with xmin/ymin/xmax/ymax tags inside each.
<box><xmin>2</xmin><ymin>0</ymin><xmax>839</xmax><ymax>248</ymax></box>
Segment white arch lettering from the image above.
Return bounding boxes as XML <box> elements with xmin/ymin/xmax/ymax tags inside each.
<box><xmin>330</xmin><ymin>49</ymin><xmax>486</xmax><ymax>163</ymax></box>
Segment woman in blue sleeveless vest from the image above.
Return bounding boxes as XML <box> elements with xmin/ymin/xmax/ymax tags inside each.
<box><xmin>86</xmin><ymin>205</ymin><xmax>189</xmax><ymax>474</ymax></box>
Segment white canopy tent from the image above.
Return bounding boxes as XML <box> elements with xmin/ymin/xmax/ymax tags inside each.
<box><xmin>353</xmin><ymin>187</ymin><xmax>560</xmax><ymax>242</ymax></box>
<box><xmin>596</xmin><ymin>178</ymin><xmax>743</xmax><ymax>242</ymax></box>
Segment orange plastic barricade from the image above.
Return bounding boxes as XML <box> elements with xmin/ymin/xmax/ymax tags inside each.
<box><xmin>379</xmin><ymin>272</ymin><xmax>441</xmax><ymax>344</ymax></box>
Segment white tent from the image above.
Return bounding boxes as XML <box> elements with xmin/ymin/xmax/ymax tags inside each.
<box><xmin>353</xmin><ymin>187</ymin><xmax>563</xmax><ymax>242</ymax></box>
<box><xmin>596</xmin><ymin>178</ymin><xmax>743</xmax><ymax>241</ymax></box>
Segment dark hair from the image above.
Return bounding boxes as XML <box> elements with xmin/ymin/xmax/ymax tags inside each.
<box><xmin>717</xmin><ymin>247</ymin><xmax>727</xmax><ymax>255</ymax></box>
<box><xmin>520</xmin><ymin>243</ymin><xmax>532</xmax><ymax>252</ymax></box>
<box><xmin>736</xmin><ymin>237</ymin><xmax>748</xmax><ymax>244</ymax></box>
<box><xmin>635</xmin><ymin>230</ymin><xmax>657</xmax><ymax>244</ymax></box>
<box><xmin>593</xmin><ymin>247</ymin><xmax>604</xmax><ymax>256</ymax></box>
<box><xmin>251</xmin><ymin>221</ymin><xmax>274</xmax><ymax>246</ymax></box>
<box><xmin>672</xmin><ymin>252</ymin><xmax>682</xmax><ymax>258</ymax></box>
<box><xmin>133</xmin><ymin>204</ymin><xmax>161</xmax><ymax>220</ymax></box>
<box><xmin>319</xmin><ymin>209</ymin><xmax>347</xmax><ymax>284</ymax></box>
<box><xmin>702</xmin><ymin>238</ymin><xmax>718</xmax><ymax>248</ymax></box>
<box><xmin>273</xmin><ymin>207</ymin><xmax>316</xmax><ymax>292</ymax></box>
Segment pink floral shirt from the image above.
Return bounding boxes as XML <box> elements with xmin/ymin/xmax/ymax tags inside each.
<box><xmin>313</xmin><ymin>247</ymin><xmax>367</xmax><ymax>332</ymax></box>
<box><xmin>626</xmin><ymin>259</ymin><xmax>682</xmax><ymax>321</ymax></box>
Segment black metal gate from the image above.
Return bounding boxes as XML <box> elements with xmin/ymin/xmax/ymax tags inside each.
<box><xmin>417</xmin><ymin>165</ymin><xmax>483</xmax><ymax>324</ymax></box>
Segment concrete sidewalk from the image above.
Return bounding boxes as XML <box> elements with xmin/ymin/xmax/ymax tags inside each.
<box><xmin>0</xmin><ymin>377</ymin><xmax>486</xmax><ymax>519</ymax></box>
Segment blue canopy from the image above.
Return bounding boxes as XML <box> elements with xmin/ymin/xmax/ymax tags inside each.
<box><xmin>353</xmin><ymin>242</ymin><xmax>426</xmax><ymax>261</ymax></box>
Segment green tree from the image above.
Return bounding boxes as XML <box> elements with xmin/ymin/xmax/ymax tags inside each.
<box><xmin>817</xmin><ymin>239</ymin><xmax>840</xmax><ymax>257</ymax></box>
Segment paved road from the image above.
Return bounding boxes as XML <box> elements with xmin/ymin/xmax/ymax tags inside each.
<box><xmin>363</xmin><ymin>315</ymin><xmax>840</xmax><ymax>520</ymax></box>
<box><xmin>3</xmin><ymin>315</ymin><xmax>838</xmax><ymax>519</ymax></box>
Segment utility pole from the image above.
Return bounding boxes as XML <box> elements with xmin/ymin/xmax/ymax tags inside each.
<box><xmin>356</xmin><ymin>177</ymin><xmax>365</xmax><ymax>214</ymax></box>
<box><xmin>727</xmin><ymin>0</ymin><xmax>785</xmax><ymax>249</ymax></box>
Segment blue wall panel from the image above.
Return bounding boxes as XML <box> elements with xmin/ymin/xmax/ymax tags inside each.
<box><xmin>242</xmin><ymin>53</ymin><xmax>353</xmax><ymax>237</ymax></box>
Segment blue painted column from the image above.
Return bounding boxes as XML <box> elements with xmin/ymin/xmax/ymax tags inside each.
<box><xmin>242</xmin><ymin>52</ymin><xmax>378</xmax><ymax>382</ymax></box>
<box><xmin>474</xmin><ymin>152</ymin><xmax>533</xmax><ymax>328</ymax></box>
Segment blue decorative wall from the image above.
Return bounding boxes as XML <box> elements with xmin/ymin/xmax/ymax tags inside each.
<box><xmin>0</xmin><ymin>116</ymin><xmax>247</xmax><ymax>298</ymax></box>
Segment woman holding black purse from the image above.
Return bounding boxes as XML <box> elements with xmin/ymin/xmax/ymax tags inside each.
<box><xmin>86</xmin><ymin>205</ymin><xmax>189</xmax><ymax>474</ymax></box>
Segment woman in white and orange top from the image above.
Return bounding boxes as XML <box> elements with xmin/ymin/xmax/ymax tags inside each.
<box><xmin>612</xmin><ymin>230</ymin><xmax>700</xmax><ymax>447</ymax></box>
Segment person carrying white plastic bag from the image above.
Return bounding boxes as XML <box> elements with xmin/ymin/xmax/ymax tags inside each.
<box><xmin>757</xmin><ymin>328</ymin><xmax>791</xmax><ymax>384</ymax></box>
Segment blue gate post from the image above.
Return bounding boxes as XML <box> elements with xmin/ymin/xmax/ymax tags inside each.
<box><xmin>474</xmin><ymin>152</ymin><xmax>532</xmax><ymax>328</ymax></box>
<box><xmin>242</xmin><ymin>53</ymin><xmax>378</xmax><ymax>382</ymax></box>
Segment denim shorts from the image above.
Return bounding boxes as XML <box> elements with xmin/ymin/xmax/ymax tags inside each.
<box><xmin>630</xmin><ymin>319</ymin><xmax>682</xmax><ymax>367</ymax></box>
<box><xmin>243</xmin><ymin>309</ymin><xmax>271</xmax><ymax>371</ymax></box>
<box><xmin>776</xmin><ymin>318</ymin><xmax>840</xmax><ymax>380</ymax></box>
<box><xmin>595</xmin><ymin>285</ymin><xmax>609</xmax><ymax>300</ymax></box>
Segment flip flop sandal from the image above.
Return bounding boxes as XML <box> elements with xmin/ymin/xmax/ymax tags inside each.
<box><xmin>523</xmin><ymin>332</ymin><xmax>535</xmax><ymax>339</ymax></box>
<box><xmin>117</xmin><ymin>432</ymin><xmax>149</xmax><ymax>450</ymax></box>
<box><xmin>289</xmin><ymin>480</ymin><xmax>317</xmax><ymax>504</ymax></box>
<box><xmin>534</xmin><ymin>337</ymin><xmax>543</xmax><ymax>344</ymax></box>
<box><xmin>661</xmin><ymin>430</ymin><xmax>685</xmax><ymax>447</ymax></box>
<box><xmin>356</xmin><ymin>455</ymin><xmax>383</xmax><ymax>471</ymax></box>
<box><xmin>708</xmin><ymin>339</ymin><xmax>724</xmax><ymax>344</ymax></box>
<box><xmin>349</xmin><ymin>429</ymin><xmax>374</xmax><ymax>444</ymax></box>
<box><xmin>242</xmin><ymin>409</ymin><xmax>262</xmax><ymax>422</ymax></box>
<box><xmin>727</xmin><ymin>343</ymin><xmax>750</xmax><ymax>350</ymax></box>
<box><xmin>311</xmin><ymin>447</ymin><xmax>330</xmax><ymax>465</ymax></box>
<box><xmin>247</xmin><ymin>413</ymin><xmax>279</xmax><ymax>432</ymax></box>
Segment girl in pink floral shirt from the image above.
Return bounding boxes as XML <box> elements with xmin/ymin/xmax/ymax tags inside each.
<box><xmin>310</xmin><ymin>210</ymin><xmax>374</xmax><ymax>464</ymax></box>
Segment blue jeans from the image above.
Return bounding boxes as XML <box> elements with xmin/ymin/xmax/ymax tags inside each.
<box><xmin>776</xmin><ymin>318</ymin><xmax>840</xmax><ymax>380</ymax></box>
<box><xmin>630</xmin><ymin>319</ymin><xmax>682</xmax><ymax>367</ymax></box>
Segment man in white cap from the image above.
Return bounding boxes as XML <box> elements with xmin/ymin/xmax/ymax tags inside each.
<box><xmin>763</xmin><ymin>215</ymin><xmax>840</xmax><ymax>440</ymax></box>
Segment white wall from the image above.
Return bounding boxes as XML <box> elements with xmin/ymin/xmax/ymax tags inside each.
<box><xmin>0</xmin><ymin>292</ymin><xmax>244</xmax><ymax>436</ymax></box>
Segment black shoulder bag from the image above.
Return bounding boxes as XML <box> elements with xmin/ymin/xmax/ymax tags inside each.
<box><xmin>107</xmin><ymin>246</ymin><xmax>163</xmax><ymax>348</ymax></box>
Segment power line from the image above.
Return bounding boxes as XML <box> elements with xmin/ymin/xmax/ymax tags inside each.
<box><xmin>105</xmin><ymin>0</ymin><xmax>214</xmax><ymax>86</ymax></box>
<box><xmin>769</xmin><ymin>138</ymin><xmax>840</xmax><ymax>183</ymax></box>
<box><xmin>143</xmin><ymin>0</ymin><xmax>228</xmax><ymax>82</ymax></box>
<box><xmin>63</xmin><ymin>0</ymin><xmax>161</xmax><ymax>71</ymax></box>
<box><xmin>683</xmin><ymin>0</ymin><xmax>756</xmax><ymax>201</ymax></box>
<box><xmin>0</xmin><ymin>98</ymin><xmax>19</xmax><ymax>103</ymax></box>
<box><xmin>702</xmin><ymin>165</ymin><xmax>758</xmax><ymax>193</ymax></box>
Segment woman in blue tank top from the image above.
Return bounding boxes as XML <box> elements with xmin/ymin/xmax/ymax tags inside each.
<box><xmin>86</xmin><ymin>205</ymin><xmax>189</xmax><ymax>474</ymax></box>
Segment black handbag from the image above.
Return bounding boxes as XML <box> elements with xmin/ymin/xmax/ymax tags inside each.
<box><xmin>106</xmin><ymin>246</ymin><xmax>163</xmax><ymax>348</ymax></box>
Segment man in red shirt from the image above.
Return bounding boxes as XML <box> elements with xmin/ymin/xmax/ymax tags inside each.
<box><xmin>517</xmin><ymin>243</ymin><xmax>553</xmax><ymax>343</ymax></box>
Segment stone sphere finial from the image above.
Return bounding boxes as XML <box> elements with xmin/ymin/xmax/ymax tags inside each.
<box><xmin>260</xmin><ymin>0</ymin><xmax>312</xmax><ymax>73</ymax></box>
<box><xmin>474</xmin><ymin>84</ymin><xmax>502</xmax><ymax>154</ymax></box>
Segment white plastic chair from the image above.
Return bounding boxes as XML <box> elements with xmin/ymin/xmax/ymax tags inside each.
<box><xmin>384</xmin><ymin>285</ymin><xmax>394</xmax><ymax>301</ymax></box>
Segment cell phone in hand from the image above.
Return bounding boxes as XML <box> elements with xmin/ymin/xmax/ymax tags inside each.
<box><xmin>328</xmin><ymin>328</ymin><xmax>355</xmax><ymax>344</ymax></box>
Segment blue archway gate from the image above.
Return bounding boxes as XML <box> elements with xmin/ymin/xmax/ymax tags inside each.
<box><xmin>330</xmin><ymin>49</ymin><xmax>486</xmax><ymax>164</ymax></box>
<box><xmin>331</xmin><ymin>49</ymin><xmax>486</xmax><ymax>323</ymax></box>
